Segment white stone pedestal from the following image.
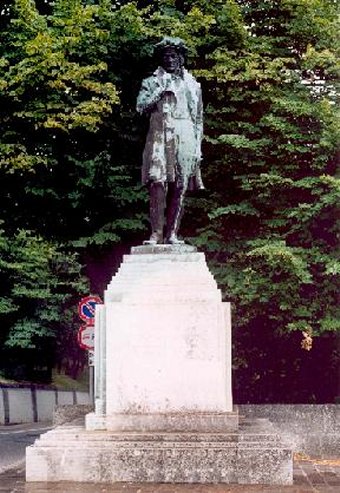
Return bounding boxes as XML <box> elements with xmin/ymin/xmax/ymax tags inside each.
<box><xmin>86</xmin><ymin>244</ymin><xmax>235</xmax><ymax>432</ymax></box>
<box><xmin>26</xmin><ymin>245</ymin><xmax>293</xmax><ymax>484</ymax></box>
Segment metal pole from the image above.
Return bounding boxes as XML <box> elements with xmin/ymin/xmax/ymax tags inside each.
<box><xmin>89</xmin><ymin>364</ymin><xmax>94</xmax><ymax>405</ymax></box>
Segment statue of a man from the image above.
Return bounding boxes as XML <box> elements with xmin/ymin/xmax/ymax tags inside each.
<box><xmin>137</xmin><ymin>37</ymin><xmax>204</xmax><ymax>245</ymax></box>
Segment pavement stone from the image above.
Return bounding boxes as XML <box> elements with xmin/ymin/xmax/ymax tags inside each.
<box><xmin>0</xmin><ymin>460</ymin><xmax>339</xmax><ymax>493</ymax></box>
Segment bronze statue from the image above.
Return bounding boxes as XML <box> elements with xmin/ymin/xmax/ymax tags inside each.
<box><xmin>137</xmin><ymin>37</ymin><xmax>204</xmax><ymax>245</ymax></box>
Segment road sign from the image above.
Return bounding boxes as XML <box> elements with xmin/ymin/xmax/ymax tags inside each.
<box><xmin>78</xmin><ymin>295</ymin><xmax>102</xmax><ymax>323</ymax></box>
<box><xmin>77</xmin><ymin>324</ymin><xmax>95</xmax><ymax>351</ymax></box>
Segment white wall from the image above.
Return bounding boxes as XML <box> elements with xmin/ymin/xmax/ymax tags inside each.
<box><xmin>0</xmin><ymin>386</ymin><xmax>90</xmax><ymax>425</ymax></box>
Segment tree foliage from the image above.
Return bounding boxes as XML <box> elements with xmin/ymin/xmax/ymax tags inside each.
<box><xmin>0</xmin><ymin>0</ymin><xmax>144</xmax><ymax>247</ymax></box>
<box><xmin>0</xmin><ymin>0</ymin><xmax>338</xmax><ymax>397</ymax></box>
<box><xmin>189</xmin><ymin>0</ymin><xmax>339</xmax><ymax>341</ymax></box>
<box><xmin>0</xmin><ymin>225</ymin><xmax>88</xmax><ymax>380</ymax></box>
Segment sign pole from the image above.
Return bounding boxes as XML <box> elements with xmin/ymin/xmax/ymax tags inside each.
<box><xmin>89</xmin><ymin>365</ymin><xmax>94</xmax><ymax>405</ymax></box>
<box><xmin>88</xmin><ymin>349</ymin><xmax>95</xmax><ymax>405</ymax></box>
<box><xmin>77</xmin><ymin>295</ymin><xmax>102</xmax><ymax>406</ymax></box>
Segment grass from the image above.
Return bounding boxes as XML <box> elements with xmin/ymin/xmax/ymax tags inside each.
<box><xmin>0</xmin><ymin>369</ymin><xmax>89</xmax><ymax>392</ymax></box>
<box><xmin>52</xmin><ymin>369</ymin><xmax>89</xmax><ymax>392</ymax></box>
<box><xmin>0</xmin><ymin>375</ymin><xmax>17</xmax><ymax>385</ymax></box>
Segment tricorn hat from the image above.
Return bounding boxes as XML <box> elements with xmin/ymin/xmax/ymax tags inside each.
<box><xmin>154</xmin><ymin>36</ymin><xmax>188</xmax><ymax>56</ymax></box>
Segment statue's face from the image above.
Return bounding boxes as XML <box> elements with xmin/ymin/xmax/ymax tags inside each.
<box><xmin>161</xmin><ymin>47</ymin><xmax>181</xmax><ymax>74</ymax></box>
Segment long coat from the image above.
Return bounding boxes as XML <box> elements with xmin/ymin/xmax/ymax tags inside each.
<box><xmin>136</xmin><ymin>67</ymin><xmax>203</xmax><ymax>189</ymax></box>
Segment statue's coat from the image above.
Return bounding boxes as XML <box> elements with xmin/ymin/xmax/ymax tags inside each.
<box><xmin>137</xmin><ymin>67</ymin><xmax>203</xmax><ymax>188</ymax></box>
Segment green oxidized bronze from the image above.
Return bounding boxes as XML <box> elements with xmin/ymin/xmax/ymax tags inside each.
<box><xmin>137</xmin><ymin>36</ymin><xmax>204</xmax><ymax>245</ymax></box>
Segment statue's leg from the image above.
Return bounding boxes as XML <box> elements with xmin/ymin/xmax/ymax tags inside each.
<box><xmin>144</xmin><ymin>181</ymin><xmax>166</xmax><ymax>245</ymax></box>
<box><xmin>165</xmin><ymin>181</ymin><xmax>186</xmax><ymax>244</ymax></box>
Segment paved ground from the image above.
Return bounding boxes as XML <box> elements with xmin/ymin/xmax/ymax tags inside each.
<box><xmin>0</xmin><ymin>423</ymin><xmax>52</xmax><ymax>474</ymax></box>
<box><xmin>0</xmin><ymin>459</ymin><xmax>340</xmax><ymax>493</ymax></box>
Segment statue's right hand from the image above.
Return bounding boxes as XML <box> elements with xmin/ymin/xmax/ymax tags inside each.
<box><xmin>160</xmin><ymin>73</ymin><xmax>175</xmax><ymax>93</ymax></box>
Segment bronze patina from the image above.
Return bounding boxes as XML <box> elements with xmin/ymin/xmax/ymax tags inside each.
<box><xmin>137</xmin><ymin>37</ymin><xmax>204</xmax><ymax>245</ymax></box>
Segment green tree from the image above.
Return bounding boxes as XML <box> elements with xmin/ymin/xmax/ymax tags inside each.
<box><xmin>0</xmin><ymin>0</ymin><xmax>145</xmax><ymax>247</ymax></box>
<box><xmin>190</xmin><ymin>0</ymin><xmax>339</xmax><ymax>338</ymax></box>
<box><xmin>0</xmin><ymin>226</ymin><xmax>88</xmax><ymax>380</ymax></box>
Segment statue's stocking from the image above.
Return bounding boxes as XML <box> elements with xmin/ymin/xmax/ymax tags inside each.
<box><xmin>145</xmin><ymin>182</ymin><xmax>166</xmax><ymax>244</ymax></box>
<box><xmin>165</xmin><ymin>181</ymin><xmax>186</xmax><ymax>244</ymax></box>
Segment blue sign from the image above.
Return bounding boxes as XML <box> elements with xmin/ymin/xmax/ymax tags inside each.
<box><xmin>78</xmin><ymin>295</ymin><xmax>102</xmax><ymax>322</ymax></box>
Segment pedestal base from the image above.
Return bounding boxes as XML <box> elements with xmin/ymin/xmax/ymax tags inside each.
<box><xmin>86</xmin><ymin>411</ymin><xmax>239</xmax><ymax>432</ymax></box>
<box><xmin>26</xmin><ymin>419</ymin><xmax>293</xmax><ymax>484</ymax></box>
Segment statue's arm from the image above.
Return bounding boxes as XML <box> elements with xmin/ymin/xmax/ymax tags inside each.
<box><xmin>136</xmin><ymin>75</ymin><xmax>171</xmax><ymax>114</ymax></box>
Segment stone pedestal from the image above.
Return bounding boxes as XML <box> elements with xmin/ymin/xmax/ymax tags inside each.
<box><xmin>87</xmin><ymin>244</ymin><xmax>234</xmax><ymax>432</ymax></box>
<box><xmin>26</xmin><ymin>245</ymin><xmax>293</xmax><ymax>484</ymax></box>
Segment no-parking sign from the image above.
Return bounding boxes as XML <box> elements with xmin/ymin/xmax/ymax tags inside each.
<box><xmin>78</xmin><ymin>295</ymin><xmax>102</xmax><ymax>324</ymax></box>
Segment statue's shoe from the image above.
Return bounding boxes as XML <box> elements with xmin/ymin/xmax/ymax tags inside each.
<box><xmin>143</xmin><ymin>231</ymin><xmax>163</xmax><ymax>245</ymax></box>
<box><xmin>166</xmin><ymin>233</ymin><xmax>185</xmax><ymax>245</ymax></box>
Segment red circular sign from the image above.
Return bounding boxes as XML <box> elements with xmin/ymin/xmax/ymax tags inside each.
<box><xmin>78</xmin><ymin>295</ymin><xmax>102</xmax><ymax>323</ymax></box>
<box><xmin>77</xmin><ymin>324</ymin><xmax>95</xmax><ymax>351</ymax></box>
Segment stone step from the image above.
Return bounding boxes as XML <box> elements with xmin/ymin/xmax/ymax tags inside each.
<box><xmin>105</xmin><ymin>292</ymin><xmax>221</xmax><ymax>302</ymax></box>
<box><xmin>107</xmin><ymin>277</ymin><xmax>218</xmax><ymax>288</ymax></box>
<box><xmin>26</xmin><ymin>424</ymin><xmax>292</xmax><ymax>484</ymax></box>
<box><xmin>110</xmin><ymin>274</ymin><xmax>217</xmax><ymax>285</ymax></box>
<box><xmin>35</xmin><ymin>428</ymin><xmax>283</xmax><ymax>446</ymax></box>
